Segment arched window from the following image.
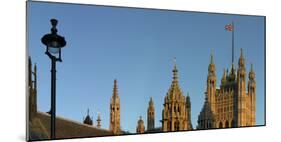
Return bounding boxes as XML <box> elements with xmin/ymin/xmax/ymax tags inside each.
<box><xmin>167</xmin><ymin>121</ymin><xmax>171</xmax><ymax>131</ymax></box>
<box><xmin>174</xmin><ymin>120</ymin><xmax>180</xmax><ymax>131</ymax></box>
<box><xmin>225</xmin><ymin>121</ymin><xmax>229</xmax><ymax>128</ymax></box>
<box><xmin>231</xmin><ymin>120</ymin><xmax>235</xmax><ymax>127</ymax></box>
<box><xmin>219</xmin><ymin>122</ymin><xmax>223</xmax><ymax>128</ymax></box>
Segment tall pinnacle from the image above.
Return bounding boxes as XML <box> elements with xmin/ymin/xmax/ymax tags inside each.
<box><xmin>97</xmin><ymin>112</ymin><xmax>101</xmax><ymax>128</ymax></box>
<box><xmin>240</xmin><ymin>48</ymin><xmax>244</xmax><ymax>58</ymax></box>
<box><xmin>172</xmin><ymin>57</ymin><xmax>178</xmax><ymax>81</ymax></box>
<box><xmin>113</xmin><ymin>79</ymin><xmax>118</xmax><ymax>98</ymax></box>
<box><xmin>208</xmin><ymin>54</ymin><xmax>216</xmax><ymax>74</ymax></box>
<box><xmin>249</xmin><ymin>63</ymin><xmax>255</xmax><ymax>80</ymax></box>
<box><xmin>250</xmin><ymin>63</ymin><xmax>254</xmax><ymax>72</ymax></box>
<box><xmin>149</xmin><ymin>97</ymin><xmax>154</xmax><ymax>106</ymax></box>
<box><xmin>210</xmin><ymin>53</ymin><xmax>214</xmax><ymax>64</ymax></box>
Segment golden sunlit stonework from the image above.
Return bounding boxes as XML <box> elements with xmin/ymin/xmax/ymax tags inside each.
<box><xmin>162</xmin><ymin>59</ymin><xmax>193</xmax><ymax>132</ymax></box>
<box><xmin>197</xmin><ymin>49</ymin><xmax>256</xmax><ymax>129</ymax></box>
<box><xmin>136</xmin><ymin>116</ymin><xmax>145</xmax><ymax>133</ymax></box>
<box><xmin>28</xmin><ymin>48</ymin><xmax>257</xmax><ymax>140</ymax></box>
<box><xmin>110</xmin><ymin>79</ymin><xmax>122</xmax><ymax>134</ymax></box>
<box><xmin>147</xmin><ymin>97</ymin><xmax>155</xmax><ymax>131</ymax></box>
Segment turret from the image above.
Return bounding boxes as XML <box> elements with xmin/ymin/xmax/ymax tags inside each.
<box><xmin>236</xmin><ymin>49</ymin><xmax>249</xmax><ymax>127</ymax></box>
<box><xmin>136</xmin><ymin>116</ymin><xmax>145</xmax><ymax>134</ymax></box>
<box><xmin>186</xmin><ymin>93</ymin><xmax>193</xmax><ymax>129</ymax></box>
<box><xmin>110</xmin><ymin>79</ymin><xmax>121</xmax><ymax>134</ymax></box>
<box><xmin>237</xmin><ymin>48</ymin><xmax>247</xmax><ymax>95</ymax></box>
<box><xmin>147</xmin><ymin>97</ymin><xmax>155</xmax><ymax>130</ymax></box>
<box><xmin>238</xmin><ymin>48</ymin><xmax>246</xmax><ymax>82</ymax></box>
<box><xmin>207</xmin><ymin>54</ymin><xmax>216</xmax><ymax>113</ymax></box>
<box><xmin>97</xmin><ymin>112</ymin><xmax>101</xmax><ymax>128</ymax></box>
<box><xmin>248</xmin><ymin>63</ymin><xmax>256</xmax><ymax>125</ymax></box>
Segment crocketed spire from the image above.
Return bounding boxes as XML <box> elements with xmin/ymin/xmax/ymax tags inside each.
<box><xmin>208</xmin><ymin>54</ymin><xmax>216</xmax><ymax>75</ymax></box>
<box><xmin>249</xmin><ymin>63</ymin><xmax>255</xmax><ymax>80</ymax></box>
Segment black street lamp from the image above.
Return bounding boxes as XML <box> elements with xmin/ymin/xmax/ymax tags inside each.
<box><xmin>41</xmin><ymin>19</ymin><xmax>66</xmax><ymax>140</ymax></box>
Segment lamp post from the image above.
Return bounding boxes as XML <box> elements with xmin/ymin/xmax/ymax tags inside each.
<box><xmin>41</xmin><ymin>19</ymin><xmax>66</xmax><ymax>140</ymax></box>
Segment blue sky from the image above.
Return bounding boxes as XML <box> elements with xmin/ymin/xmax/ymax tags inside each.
<box><xmin>27</xmin><ymin>1</ymin><xmax>265</xmax><ymax>133</ymax></box>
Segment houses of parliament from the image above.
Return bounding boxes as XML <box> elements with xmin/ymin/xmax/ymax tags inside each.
<box><xmin>28</xmin><ymin>48</ymin><xmax>256</xmax><ymax>139</ymax></box>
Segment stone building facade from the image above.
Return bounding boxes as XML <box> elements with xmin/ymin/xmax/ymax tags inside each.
<box><xmin>109</xmin><ymin>79</ymin><xmax>121</xmax><ymax>134</ymax></box>
<box><xmin>161</xmin><ymin>61</ymin><xmax>193</xmax><ymax>132</ymax></box>
<box><xmin>197</xmin><ymin>49</ymin><xmax>256</xmax><ymax>129</ymax></box>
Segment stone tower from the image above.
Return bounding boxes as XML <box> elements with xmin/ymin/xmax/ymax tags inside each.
<box><xmin>109</xmin><ymin>79</ymin><xmax>121</xmax><ymax>134</ymax></box>
<box><xmin>207</xmin><ymin>54</ymin><xmax>217</xmax><ymax>114</ymax></box>
<box><xmin>28</xmin><ymin>57</ymin><xmax>37</xmax><ymax>122</ymax></box>
<box><xmin>136</xmin><ymin>116</ymin><xmax>145</xmax><ymax>134</ymax></box>
<box><xmin>237</xmin><ymin>48</ymin><xmax>247</xmax><ymax>126</ymax></box>
<box><xmin>197</xmin><ymin>49</ymin><xmax>256</xmax><ymax>129</ymax></box>
<box><xmin>83</xmin><ymin>109</ymin><xmax>93</xmax><ymax>125</ymax></box>
<box><xmin>147</xmin><ymin>97</ymin><xmax>155</xmax><ymax>131</ymax></box>
<box><xmin>186</xmin><ymin>93</ymin><xmax>193</xmax><ymax>129</ymax></box>
<box><xmin>162</xmin><ymin>58</ymin><xmax>192</xmax><ymax>132</ymax></box>
<box><xmin>248</xmin><ymin>63</ymin><xmax>256</xmax><ymax>126</ymax></box>
<box><xmin>96</xmin><ymin>112</ymin><xmax>101</xmax><ymax>128</ymax></box>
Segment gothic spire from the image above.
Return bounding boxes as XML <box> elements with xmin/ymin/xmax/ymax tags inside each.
<box><xmin>240</xmin><ymin>48</ymin><xmax>244</xmax><ymax>58</ymax></box>
<box><xmin>186</xmin><ymin>92</ymin><xmax>191</xmax><ymax>107</ymax></box>
<box><xmin>97</xmin><ymin>112</ymin><xmax>101</xmax><ymax>128</ymax></box>
<box><xmin>172</xmin><ymin>57</ymin><xmax>178</xmax><ymax>81</ymax></box>
<box><xmin>149</xmin><ymin>97</ymin><xmax>154</xmax><ymax>106</ymax></box>
<box><xmin>210</xmin><ymin>53</ymin><xmax>214</xmax><ymax>64</ymax></box>
<box><xmin>113</xmin><ymin>79</ymin><xmax>118</xmax><ymax>98</ymax></box>
<box><xmin>208</xmin><ymin>54</ymin><xmax>216</xmax><ymax>75</ymax></box>
<box><xmin>238</xmin><ymin>48</ymin><xmax>245</xmax><ymax>68</ymax></box>
<box><xmin>249</xmin><ymin>63</ymin><xmax>255</xmax><ymax>80</ymax></box>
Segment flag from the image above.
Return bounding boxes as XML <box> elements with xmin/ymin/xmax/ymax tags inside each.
<box><xmin>225</xmin><ymin>24</ymin><xmax>233</xmax><ymax>31</ymax></box>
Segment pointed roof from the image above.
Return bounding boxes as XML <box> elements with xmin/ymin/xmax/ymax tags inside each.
<box><xmin>97</xmin><ymin>112</ymin><xmax>101</xmax><ymax>121</ymax></box>
<box><xmin>240</xmin><ymin>48</ymin><xmax>244</xmax><ymax>58</ymax></box>
<box><xmin>149</xmin><ymin>97</ymin><xmax>153</xmax><ymax>105</ymax></box>
<box><xmin>112</xmin><ymin>79</ymin><xmax>119</xmax><ymax>99</ymax></box>
<box><xmin>208</xmin><ymin>54</ymin><xmax>216</xmax><ymax>74</ymax></box>
<box><xmin>221</xmin><ymin>68</ymin><xmax>227</xmax><ymax>84</ymax></box>
<box><xmin>166</xmin><ymin>58</ymin><xmax>184</xmax><ymax>101</ymax></box>
<box><xmin>83</xmin><ymin>108</ymin><xmax>93</xmax><ymax>125</ymax></box>
<box><xmin>249</xmin><ymin>63</ymin><xmax>255</xmax><ymax>80</ymax></box>
<box><xmin>186</xmin><ymin>92</ymin><xmax>191</xmax><ymax>107</ymax></box>
<box><xmin>210</xmin><ymin>53</ymin><xmax>214</xmax><ymax>64</ymax></box>
<box><xmin>138</xmin><ymin>116</ymin><xmax>144</xmax><ymax>124</ymax></box>
<box><xmin>172</xmin><ymin>57</ymin><xmax>178</xmax><ymax>82</ymax></box>
<box><xmin>238</xmin><ymin>48</ymin><xmax>246</xmax><ymax>68</ymax></box>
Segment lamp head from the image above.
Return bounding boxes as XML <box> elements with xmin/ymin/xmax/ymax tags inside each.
<box><xmin>41</xmin><ymin>19</ymin><xmax>66</xmax><ymax>54</ymax></box>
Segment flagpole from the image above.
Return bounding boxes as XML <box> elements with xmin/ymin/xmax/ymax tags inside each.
<box><xmin>232</xmin><ymin>21</ymin><xmax>234</xmax><ymax>64</ymax></box>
